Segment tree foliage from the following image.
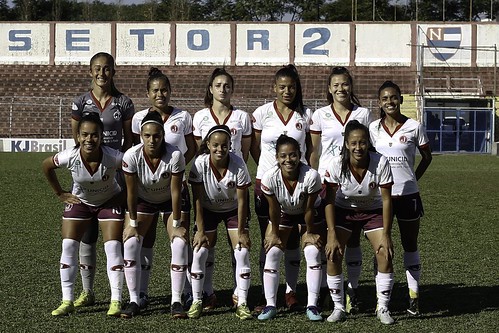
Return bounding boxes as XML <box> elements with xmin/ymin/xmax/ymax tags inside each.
<box><xmin>1</xmin><ymin>0</ymin><xmax>497</xmax><ymax>21</ymax></box>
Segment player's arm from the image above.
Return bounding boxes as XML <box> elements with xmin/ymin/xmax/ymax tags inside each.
<box><xmin>263</xmin><ymin>193</ymin><xmax>282</xmax><ymax>252</ymax></box>
<box><xmin>122</xmin><ymin>119</ymin><xmax>133</xmax><ymax>151</ymax></box>
<box><xmin>309</xmin><ymin>132</ymin><xmax>321</xmax><ymax>170</ymax></box>
<box><xmin>250</xmin><ymin>130</ymin><xmax>261</xmax><ymax>164</ymax></box>
<box><xmin>305</xmin><ymin>132</ymin><xmax>313</xmax><ymax>165</ymax></box>
<box><xmin>302</xmin><ymin>191</ymin><xmax>322</xmax><ymax>249</ymax></box>
<box><xmin>241</xmin><ymin>135</ymin><xmax>251</xmax><ymax>163</ymax></box>
<box><xmin>184</xmin><ymin>134</ymin><xmax>197</xmax><ymax>165</ymax></box>
<box><xmin>415</xmin><ymin>145</ymin><xmax>432</xmax><ymax>181</ymax></box>
<box><xmin>71</xmin><ymin>119</ymin><xmax>79</xmax><ymax>145</ymax></box>
<box><xmin>42</xmin><ymin>155</ymin><xmax>80</xmax><ymax>204</ymax></box>
<box><xmin>377</xmin><ymin>185</ymin><xmax>394</xmax><ymax>262</ymax></box>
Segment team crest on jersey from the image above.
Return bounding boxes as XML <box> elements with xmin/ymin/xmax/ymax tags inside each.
<box><xmin>399</xmin><ymin>135</ymin><xmax>408</xmax><ymax>143</ymax></box>
<box><xmin>161</xmin><ymin>172</ymin><xmax>170</xmax><ymax>179</ymax></box>
<box><xmin>227</xmin><ymin>181</ymin><xmax>235</xmax><ymax>188</ymax></box>
<box><xmin>171</xmin><ymin>124</ymin><xmax>179</xmax><ymax>133</ymax></box>
<box><xmin>369</xmin><ymin>181</ymin><xmax>377</xmax><ymax>189</ymax></box>
<box><xmin>122</xmin><ymin>161</ymin><xmax>128</xmax><ymax>168</ymax></box>
<box><xmin>71</xmin><ymin>103</ymin><xmax>78</xmax><ymax>111</ymax></box>
<box><xmin>86</xmin><ymin>99</ymin><xmax>93</xmax><ymax>105</ymax></box>
<box><xmin>203</xmin><ymin>116</ymin><xmax>209</xmax><ymax>121</ymax></box>
<box><xmin>230</xmin><ymin>128</ymin><xmax>237</xmax><ymax>136</ymax></box>
<box><xmin>295</xmin><ymin>122</ymin><xmax>303</xmax><ymax>131</ymax></box>
<box><xmin>102</xmin><ymin>174</ymin><xmax>109</xmax><ymax>181</ymax></box>
<box><xmin>261</xmin><ymin>184</ymin><xmax>270</xmax><ymax>192</ymax></box>
<box><xmin>113</xmin><ymin>110</ymin><xmax>122</xmax><ymax>121</ymax></box>
<box><xmin>326</xmin><ymin>113</ymin><xmax>331</xmax><ymax>118</ymax></box>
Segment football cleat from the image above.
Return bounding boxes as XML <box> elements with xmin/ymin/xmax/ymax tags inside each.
<box><xmin>138</xmin><ymin>292</ymin><xmax>149</xmax><ymax>309</ymax></box>
<box><xmin>306</xmin><ymin>306</ymin><xmax>323</xmax><ymax>321</ymax></box>
<box><xmin>285</xmin><ymin>291</ymin><xmax>300</xmax><ymax>311</ymax></box>
<box><xmin>407</xmin><ymin>297</ymin><xmax>420</xmax><ymax>316</ymax></box>
<box><xmin>257</xmin><ymin>306</ymin><xmax>277</xmax><ymax>321</ymax></box>
<box><xmin>326</xmin><ymin>308</ymin><xmax>346</xmax><ymax>323</ymax></box>
<box><xmin>120</xmin><ymin>302</ymin><xmax>140</xmax><ymax>319</ymax></box>
<box><xmin>235</xmin><ymin>303</ymin><xmax>252</xmax><ymax>320</ymax></box>
<box><xmin>74</xmin><ymin>290</ymin><xmax>95</xmax><ymax>308</ymax></box>
<box><xmin>171</xmin><ymin>301</ymin><xmax>187</xmax><ymax>319</ymax></box>
<box><xmin>345</xmin><ymin>287</ymin><xmax>359</xmax><ymax>314</ymax></box>
<box><xmin>203</xmin><ymin>292</ymin><xmax>217</xmax><ymax>310</ymax></box>
<box><xmin>51</xmin><ymin>300</ymin><xmax>74</xmax><ymax>316</ymax></box>
<box><xmin>376</xmin><ymin>306</ymin><xmax>395</xmax><ymax>325</ymax></box>
<box><xmin>107</xmin><ymin>300</ymin><xmax>122</xmax><ymax>317</ymax></box>
<box><xmin>187</xmin><ymin>300</ymin><xmax>203</xmax><ymax>319</ymax></box>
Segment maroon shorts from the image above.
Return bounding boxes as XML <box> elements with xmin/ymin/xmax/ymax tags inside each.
<box><xmin>196</xmin><ymin>208</ymin><xmax>249</xmax><ymax>232</ymax></box>
<box><xmin>63</xmin><ymin>201</ymin><xmax>124</xmax><ymax>221</ymax></box>
<box><xmin>136</xmin><ymin>197</ymin><xmax>173</xmax><ymax>215</ymax></box>
<box><xmin>392</xmin><ymin>193</ymin><xmax>424</xmax><ymax>222</ymax></box>
<box><xmin>254</xmin><ymin>179</ymin><xmax>269</xmax><ymax>218</ymax></box>
<box><xmin>276</xmin><ymin>209</ymin><xmax>325</xmax><ymax>228</ymax></box>
<box><xmin>334</xmin><ymin>207</ymin><xmax>383</xmax><ymax>233</ymax></box>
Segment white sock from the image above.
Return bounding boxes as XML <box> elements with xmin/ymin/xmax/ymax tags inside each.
<box><xmin>140</xmin><ymin>247</ymin><xmax>153</xmax><ymax>296</ymax></box>
<box><xmin>60</xmin><ymin>239</ymin><xmax>79</xmax><ymax>301</ymax></box>
<box><xmin>234</xmin><ymin>248</ymin><xmax>251</xmax><ymax>305</ymax></box>
<box><xmin>263</xmin><ymin>247</ymin><xmax>283</xmax><ymax>307</ymax></box>
<box><xmin>203</xmin><ymin>247</ymin><xmax>215</xmax><ymax>296</ymax></box>
<box><xmin>79</xmin><ymin>241</ymin><xmax>96</xmax><ymax>292</ymax></box>
<box><xmin>404</xmin><ymin>251</ymin><xmax>421</xmax><ymax>297</ymax></box>
<box><xmin>345</xmin><ymin>246</ymin><xmax>362</xmax><ymax>289</ymax></box>
<box><xmin>327</xmin><ymin>274</ymin><xmax>344</xmax><ymax>310</ymax></box>
<box><xmin>191</xmin><ymin>247</ymin><xmax>209</xmax><ymax>301</ymax></box>
<box><xmin>183</xmin><ymin>243</ymin><xmax>193</xmax><ymax>296</ymax></box>
<box><xmin>284</xmin><ymin>247</ymin><xmax>300</xmax><ymax>293</ymax></box>
<box><xmin>304</xmin><ymin>245</ymin><xmax>322</xmax><ymax>307</ymax></box>
<box><xmin>104</xmin><ymin>240</ymin><xmax>124</xmax><ymax>302</ymax></box>
<box><xmin>171</xmin><ymin>237</ymin><xmax>188</xmax><ymax>304</ymax></box>
<box><xmin>124</xmin><ymin>236</ymin><xmax>143</xmax><ymax>304</ymax></box>
<box><xmin>376</xmin><ymin>271</ymin><xmax>394</xmax><ymax>309</ymax></box>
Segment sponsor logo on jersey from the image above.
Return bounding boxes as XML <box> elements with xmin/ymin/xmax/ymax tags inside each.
<box><xmin>203</xmin><ymin>116</ymin><xmax>209</xmax><ymax>121</ymax></box>
<box><xmin>426</xmin><ymin>27</ymin><xmax>461</xmax><ymax>61</ymax></box>
<box><xmin>171</xmin><ymin>124</ymin><xmax>179</xmax><ymax>133</ymax></box>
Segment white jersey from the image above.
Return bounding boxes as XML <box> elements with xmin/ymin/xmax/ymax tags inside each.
<box><xmin>324</xmin><ymin>152</ymin><xmax>393</xmax><ymax>210</ymax></box>
<box><xmin>369</xmin><ymin>118</ymin><xmax>429</xmax><ymax>196</ymax></box>
<box><xmin>252</xmin><ymin>101</ymin><xmax>312</xmax><ymax>179</ymax></box>
<box><xmin>132</xmin><ymin>108</ymin><xmax>193</xmax><ymax>155</ymax></box>
<box><xmin>54</xmin><ymin>146</ymin><xmax>123</xmax><ymax>207</ymax></box>
<box><xmin>122</xmin><ymin>143</ymin><xmax>185</xmax><ymax>204</ymax></box>
<box><xmin>261</xmin><ymin>164</ymin><xmax>322</xmax><ymax>215</ymax></box>
<box><xmin>192</xmin><ymin>107</ymin><xmax>252</xmax><ymax>160</ymax></box>
<box><xmin>188</xmin><ymin>153</ymin><xmax>252</xmax><ymax>212</ymax></box>
<box><xmin>310</xmin><ymin>104</ymin><xmax>374</xmax><ymax>179</ymax></box>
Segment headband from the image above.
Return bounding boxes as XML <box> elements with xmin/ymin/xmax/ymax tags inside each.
<box><xmin>140</xmin><ymin>119</ymin><xmax>163</xmax><ymax>128</ymax></box>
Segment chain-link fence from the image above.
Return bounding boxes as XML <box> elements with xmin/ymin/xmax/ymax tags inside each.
<box><xmin>0</xmin><ymin>96</ymin><xmax>377</xmax><ymax>138</ymax></box>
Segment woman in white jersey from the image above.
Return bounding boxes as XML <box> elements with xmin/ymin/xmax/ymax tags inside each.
<box><xmin>187</xmin><ymin>125</ymin><xmax>252</xmax><ymax>320</ymax></box>
<box><xmin>310</xmin><ymin>66</ymin><xmax>375</xmax><ymax>314</ymax></box>
<box><xmin>70</xmin><ymin>52</ymin><xmax>135</xmax><ymax>309</ymax></box>
<box><xmin>120</xmin><ymin>111</ymin><xmax>187</xmax><ymax>319</ymax></box>
<box><xmin>257</xmin><ymin>135</ymin><xmax>324</xmax><ymax>322</ymax></box>
<box><xmin>192</xmin><ymin>68</ymin><xmax>252</xmax><ymax>309</ymax></box>
<box><xmin>369</xmin><ymin>81</ymin><xmax>432</xmax><ymax>316</ymax></box>
<box><xmin>131</xmin><ymin>68</ymin><xmax>197</xmax><ymax>308</ymax></box>
<box><xmin>43</xmin><ymin>113</ymin><xmax>125</xmax><ymax>317</ymax></box>
<box><xmin>251</xmin><ymin>64</ymin><xmax>312</xmax><ymax>312</ymax></box>
<box><xmin>323</xmin><ymin>120</ymin><xmax>395</xmax><ymax>325</ymax></box>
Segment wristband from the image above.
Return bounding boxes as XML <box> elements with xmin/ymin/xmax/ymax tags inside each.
<box><xmin>129</xmin><ymin>219</ymin><xmax>138</xmax><ymax>228</ymax></box>
<box><xmin>173</xmin><ymin>219</ymin><xmax>182</xmax><ymax>228</ymax></box>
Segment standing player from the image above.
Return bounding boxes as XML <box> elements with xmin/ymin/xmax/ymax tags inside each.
<box><xmin>192</xmin><ymin>68</ymin><xmax>252</xmax><ymax>308</ymax></box>
<box><xmin>121</xmin><ymin>111</ymin><xmax>187</xmax><ymax>318</ymax></box>
<box><xmin>70</xmin><ymin>52</ymin><xmax>134</xmax><ymax>309</ymax></box>
<box><xmin>131</xmin><ymin>67</ymin><xmax>197</xmax><ymax>308</ymax></box>
<box><xmin>257</xmin><ymin>135</ymin><xmax>324</xmax><ymax>322</ymax></box>
<box><xmin>187</xmin><ymin>125</ymin><xmax>252</xmax><ymax>320</ymax></box>
<box><xmin>309</xmin><ymin>66</ymin><xmax>374</xmax><ymax>313</ymax></box>
<box><xmin>43</xmin><ymin>113</ymin><xmax>125</xmax><ymax>317</ymax></box>
<box><xmin>369</xmin><ymin>81</ymin><xmax>432</xmax><ymax>316</ymax></box>
<box><xmin>251</xmin><ymin>64</ymin><xmax>313</xmax><ymax>311</ymax></box>
<box><xmin>323</xmin><ymin>120</ymin><xmax>395</xmax><ymax>325</ymax></box>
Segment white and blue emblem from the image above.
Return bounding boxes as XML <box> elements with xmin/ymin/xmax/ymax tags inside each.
<box><xmin>426</xmin><ymin>27</ymin><xmax>461</xmax><ymax>61</ymax></box>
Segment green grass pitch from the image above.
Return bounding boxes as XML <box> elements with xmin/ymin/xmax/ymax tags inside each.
<box><xmin>0</xmin><ymin>153</ymin><xmax>498</xmax><ymax>332</ymax></box>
